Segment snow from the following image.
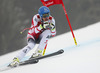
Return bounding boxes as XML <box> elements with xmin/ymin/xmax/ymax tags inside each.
<box><xmin>0</xmin><ymin>22</ymin><xmax>100</xmax><ymax>73</ymax></box>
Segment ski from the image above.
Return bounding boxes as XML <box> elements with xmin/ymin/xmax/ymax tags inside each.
<box><xmin>0</xmin><ymin>49</ymin><xmax>64</xmax><ymax>72</ymax></box>
<box><xmin>30</xmin><ymin>49</ymin><xmax>64</xmax><ymax>60</ymax></box>
<box><xmin>19</xmin><ymin>58</ymin><xmax>39</xmax><ymax>66</ymax></box>
<box><xmin>20</xmin><ymin>49</ymin><xmax>64</xmax><ymax>66</ymax></box>
<box><xmin>0</xmin><ymin>59</ymin><xmax>38</xmax><ymax>72</ymax></box>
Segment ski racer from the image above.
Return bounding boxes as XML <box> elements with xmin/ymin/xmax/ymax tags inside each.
<box><xmin>9</xmin><ymin>6</ymin><xmax>56</xmax><ymax>67</ymax></box>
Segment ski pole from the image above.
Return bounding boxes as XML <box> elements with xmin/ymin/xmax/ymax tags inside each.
<box><xmin>42</xmin><ymin>44</ymin><xmax>47</xmax><ymax>56</ymax></box>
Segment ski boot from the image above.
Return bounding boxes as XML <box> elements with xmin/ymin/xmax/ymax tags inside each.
<box><xmin>30</xmin><ymin>49</ymin><xmax>43</xmax><ymax>59</ymax></box>
<box><xmin>8</xmin><ymin>57</ymin><xmax>20</xmax><ymax>67</ymax></box>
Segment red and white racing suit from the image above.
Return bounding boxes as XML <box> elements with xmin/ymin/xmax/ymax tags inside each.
<box><xmin>15</xmin><ymin>14</ymin><xmax>56</xmax><ymax>60</ymax></box>
<box><xmin>27</xmin><ymin>14</ymin><xmax>56</xmax><ymax>41</ymax></box>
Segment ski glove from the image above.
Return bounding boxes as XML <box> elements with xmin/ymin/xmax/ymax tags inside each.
<box><xmin>43</xmin><ymin>21</ymin><xmax>55</xmax><ymax>30</ymax></box>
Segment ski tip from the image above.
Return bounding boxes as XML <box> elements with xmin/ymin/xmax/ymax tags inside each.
<box><xmin>59</xmin><ymin>49</ymin><xmax>64</xmax><ymax>53</ymax></box>
<box><xmin>35</xmin><ymin>59</ymin><xmax>39</xmax><ymax>63</ymax></box>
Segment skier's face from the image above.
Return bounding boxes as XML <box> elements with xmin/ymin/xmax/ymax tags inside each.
<box><xmin>42</xmin><ymin>17</ymin><xmax>49</xmax><ymax>21</ymax></box>
<box><xmin>42</xmin><ymin>13</ymin><xmax>49</xmax><ymax>21</ymax></box>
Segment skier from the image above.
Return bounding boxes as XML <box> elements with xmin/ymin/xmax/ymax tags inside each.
<box><xmin>9</xmin><ymin>6</ymin><xmax>56</xmax><ymax>67</ymax></box>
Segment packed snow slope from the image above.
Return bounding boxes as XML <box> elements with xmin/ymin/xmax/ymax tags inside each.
<box><xmin>0</xmin><ymin>22</ymin><xmax>100</xmax><ymax>73</ymax></box>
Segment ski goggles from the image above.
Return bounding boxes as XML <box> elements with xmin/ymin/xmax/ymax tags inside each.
<box><xmin>42</xmin><ymin>13</ymin><xmax>49</xmax><ymax>18</ymax></box>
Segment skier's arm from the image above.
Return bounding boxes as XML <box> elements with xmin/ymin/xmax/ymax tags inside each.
<box><xmin>43</xmin><ymin>18</ymin><xmax>56</xmax><ymax>37</ymax></box>
<box><xmin>50</xmin><ymin>18</ymin><xmax>56</xmax><ymax>37</ymax></box>
<box><xmin>32</xmin><ymin>15</ymin><xmax>43</xmax><ymax>34</ymax></box>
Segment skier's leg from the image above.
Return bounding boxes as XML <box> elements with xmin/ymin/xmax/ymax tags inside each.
<box><xmin>30</xmin><ymin>30</ymin><xmax>51</xmax><ymax>58</ymax></box>
<box><xmin>38</xmin><ymin>30</ymin><xmax>51</xmax><ymax>51</ymax></box>
<box><xmin>15</xmin><ymin>39</ymin><xmax>36</xmax><ymax>60</ymax></box>
<box><xmin>9</xmin><ymin>39</ymin><xmax>36</xmax><ymax>67</ymax></box>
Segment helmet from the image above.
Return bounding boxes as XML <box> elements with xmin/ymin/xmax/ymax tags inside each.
<box><xmin>38</xmin><ymin>6</ymin><xmax>50</xmax><ymax>18</ymax></box>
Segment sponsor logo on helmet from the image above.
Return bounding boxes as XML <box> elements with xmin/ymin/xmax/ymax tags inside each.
<box><xmin>44</xmin><ymin>8</ymin><xmax>49</xmax><ymax>12</ymax></box>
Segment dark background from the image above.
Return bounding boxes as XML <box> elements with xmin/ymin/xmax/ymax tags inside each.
<box><xmin>0</xmin><ymin>0</ymin><xmax>100</xmax><ymax>55</ymax></box>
